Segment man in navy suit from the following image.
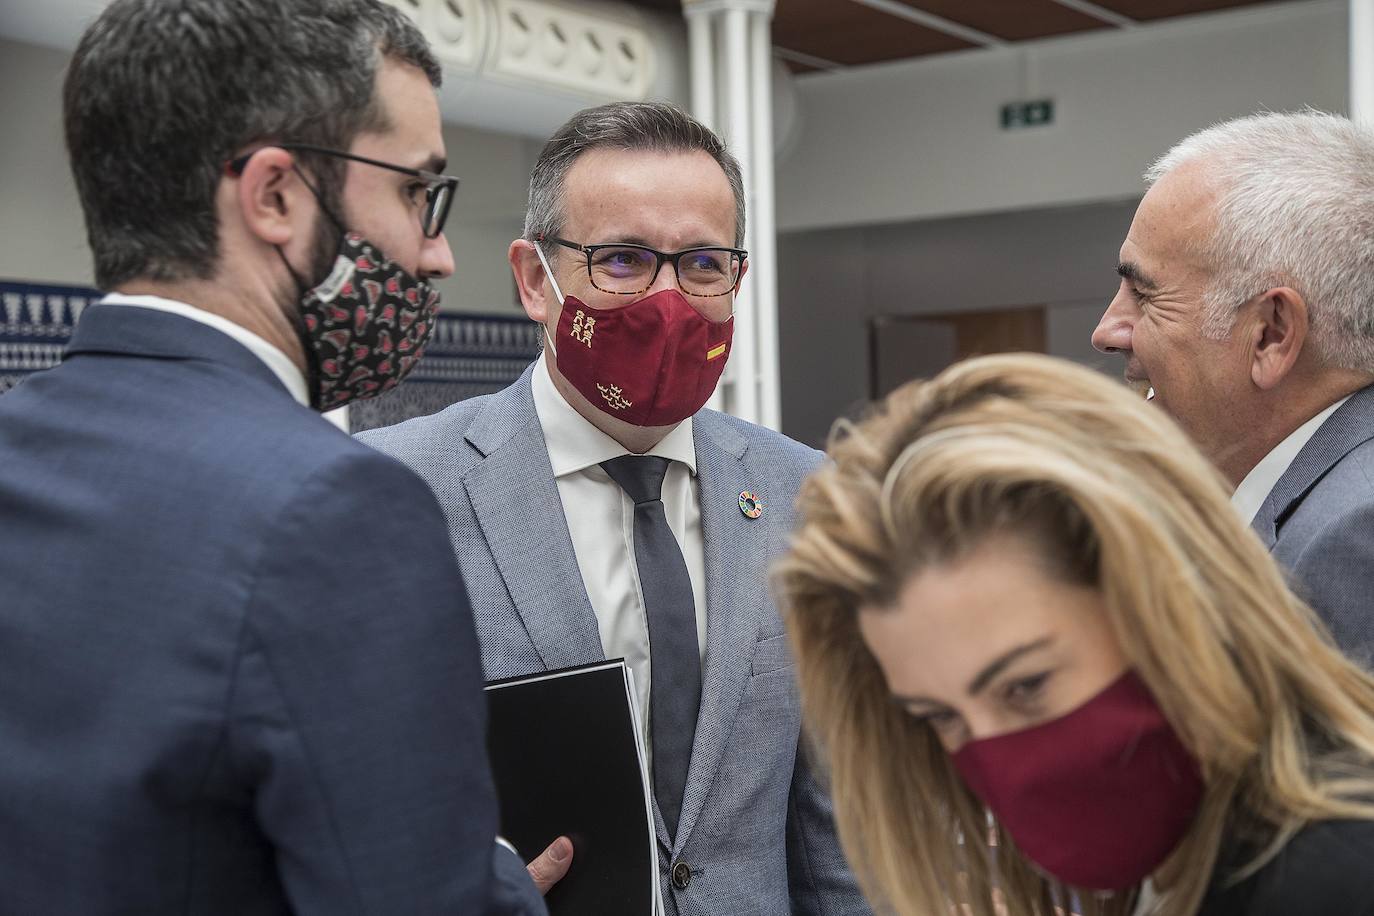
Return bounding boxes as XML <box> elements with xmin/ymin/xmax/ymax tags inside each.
<box><xmin>0</xmin><ymin>0</ymin><xmax>564</xmax><ymax>912</ymax></box>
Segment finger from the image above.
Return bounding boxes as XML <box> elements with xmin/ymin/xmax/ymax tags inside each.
<box><xmin>526</xmin><ymin>835</ymin><xmax>574</xmax><ymax>895</ymax></box>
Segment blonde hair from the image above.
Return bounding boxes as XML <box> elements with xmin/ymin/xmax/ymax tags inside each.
<box><xmin>776</xmin><ymin>353</ymin><xmax>1374</xmax><ymax>916</ymax></box>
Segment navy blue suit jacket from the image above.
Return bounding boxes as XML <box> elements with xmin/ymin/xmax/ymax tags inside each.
<box><xmin>0</xmin><ymin>305</ymin><xmax>543</xmax><ymax>915</ymax></box>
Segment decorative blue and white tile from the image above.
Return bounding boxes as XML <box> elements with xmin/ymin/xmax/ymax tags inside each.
<box><xmin>0</xmin><ymin>281</ymin><xmax>100</xmax><ymax>394</ymax></box>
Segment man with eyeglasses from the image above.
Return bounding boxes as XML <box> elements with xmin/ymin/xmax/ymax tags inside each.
<box><xmin>0</xmin><ymin>0</ymin><xmax>564</xmax><ymax>913</ymax></box>
<box><xmin>361</xmin><ymin>101</ymin><xmax>869</xmax><ymax>916</ymax></box>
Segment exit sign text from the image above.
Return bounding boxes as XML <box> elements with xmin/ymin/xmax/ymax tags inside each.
<box><xmin>1001</xmin><ymin>99</ymin><xmax>1055</xmax><ymax>130</ymax></box>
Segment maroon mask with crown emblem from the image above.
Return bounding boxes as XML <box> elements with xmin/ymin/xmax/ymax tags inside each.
<box><xmin>297</xmin><ymin>232</ymin><xmax>440</xmax><ymax>410</ymax></box>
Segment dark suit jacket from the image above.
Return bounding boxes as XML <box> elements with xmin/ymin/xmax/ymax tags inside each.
<box><xmin>1252</xmin><ymin>384</ymin><xmax>1374</xmax><ymax>663</ymax></box>
<box><xmin>1199</xmin><ymin>818</ymin><xmax>1374</xmax><ymax>914</ymax></box>
<box><xmin>0</xmin><ymin>305</ymin><xmax>543</xmax><ymax>915</ymax></box>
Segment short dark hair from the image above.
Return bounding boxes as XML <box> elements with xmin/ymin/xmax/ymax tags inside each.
<box><xmin>64</xmin><ymin>0</ymin><xmax>441</xmax><ymax>290</ymax></box>
<box><xmin>523</xmin><ymin>101</ymin><xmax>746</xmax><ymax>247</ymax></box>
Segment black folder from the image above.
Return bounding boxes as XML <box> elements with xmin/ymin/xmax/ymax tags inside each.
<box><xmin>485</xmin><ymin>659</ymin><xmax>660</xmax><ymax>916</ymax></box>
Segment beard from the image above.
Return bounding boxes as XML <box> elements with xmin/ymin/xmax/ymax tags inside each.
<box><xmin>275</xmin><ymin>205</ymin><xmax>347</xmax><ymax>320</ymax></box>
<box><xmin>272</xmin><ymin>205</ymin><xmax>349</xmax><ymax>410</ymax></box>
<box><xmin>304</xmin><ymin>205</ymin><xmax>343</xmax><ymax>286</ymax></box>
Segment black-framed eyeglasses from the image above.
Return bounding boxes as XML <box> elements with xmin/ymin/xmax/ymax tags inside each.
<box><xmin>538</xmin><ymin>235</ymin><xmax>747</xmax><ymax>298</ymax></box>
<box><xmin>225</xmin><ymin>142</ymin><xmax>460</xmax><ymax>239</ymax></box>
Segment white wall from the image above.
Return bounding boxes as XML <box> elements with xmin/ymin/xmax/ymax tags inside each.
<box><xmin>777</xmin><ymin>199</ymin><xmax>1141</xmax><ymax>447</ymax></box>
<box><xmin>429</xmin><ymin>122</ymin><xmax>540</xmax><ymax>313</ymax></box>
<box><xmin>775</xmin><ymin>0</ymin><xmax>1348</xmax><ymax>232</ymax></box>
<box><xmin>0</xmin><ymin>39</ymin><xmax>90</xmax><ymax>286</ymax></box>
<box><xmin>0</xmin><ymin>37</ymin><xmax>538</xmax><ymax>313</ymax></box>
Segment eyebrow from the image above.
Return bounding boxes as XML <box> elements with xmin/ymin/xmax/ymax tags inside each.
<box><xmin>965</xmin><ymin>637</ymin><xmax>1053</xmax><ymax>695</ymax></box>
<box><xmin>1116</xmin><ymin>260</ymin><xmax>1159</xmax><ymax>291</ymax></box>
<box><xmin>890</xmin><ymin>636</ymin><xmax>1055</xmax><ymax>707</ymax></box>
<box><xmin>599</xmin><ymin>235</ymin><xmax>730</xmax><ymax>251</ymax></box>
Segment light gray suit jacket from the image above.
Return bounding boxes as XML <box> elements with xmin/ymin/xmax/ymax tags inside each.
<box><xmin>1252</xmin><ymin>383</ymin><xmax>1374</xmax><ymax>664</ymax></box>
<box><xmin>359</xmin><ymin>364</ymin><xmax>869</xmax><ymax>916</ymax></box>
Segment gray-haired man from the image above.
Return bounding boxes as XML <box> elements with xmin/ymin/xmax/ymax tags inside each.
<box><xmin>1093</xmin><ymin>111</ymin><xmax>1374</xmax><ymax>661</ymax></box>
<box><xmin>361</xmin><ymin>101</ymin><xmax>870</xmax><ymax>915</ymax></box>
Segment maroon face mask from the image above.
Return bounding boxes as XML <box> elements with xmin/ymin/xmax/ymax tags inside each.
<box><xmin>951</xmin><ymin>670</ymin><xmax>1204</xmax><ymax>892</ymax></box>
<box><xmin>535</xmin><ymin>242</ymin><xmax>733</xmax><ymax>427</ymax></box>
<box><xmin>548</xmin><ymin>288</ymin><xmax>733</xmax><ymax>428</ymax></box>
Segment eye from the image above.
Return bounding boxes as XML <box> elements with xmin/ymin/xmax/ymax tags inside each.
<box><xmin>907</xmin><ymin>707</ymin><xmax>961</xmax><ymax>731</ymax></box>
<box><xmin>405</xmin><ymin>181</ymin><xmax>428</xmax><ymax>205</ymax></box>
<box><xmin>1003</xmin><ymin>671</ymin><xmax>1051</xmax><ymax>707</ymax></box>
<box><xmin>680</xmin><ymin>250</ymin><xmax>729</xmax><ymax>277</ymax></box>
<box><xmin>590</xmin><ymin>246</ymin><xmax>655</xmax><ymax>278</ymax></box>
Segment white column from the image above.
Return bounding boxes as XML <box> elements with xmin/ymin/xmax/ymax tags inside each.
<box><xmin>679</xmin><ymin>0</ymin><xmax>779</xmax><ymax>428</ymax></box>
<box><xmin>683</xmin><ymin>1</ymin><xmax>727</xmax><ymax>412</ymax></box>
<box><xmin>722</xmin><ymin>6</ymin><xmax>758</xmax><ymax>424</ymax></box>
<box><xmin>685</xmin><ymin>5</ymin><xmax>716</xmax><ymax>131</ymax></box>
<box><xmin>748</xmin><ymin>8</ymin><xmax>780</xmax><ymax>430</ymax></box>
<box><xmin>1353</xmin><ymin>0</ymin><xmax>1374</xmax><ymax>125</ymax></box>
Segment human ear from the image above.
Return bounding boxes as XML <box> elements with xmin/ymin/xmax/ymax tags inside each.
<box><xmin>232</xmin><ymin>147</ymin><xmax>309</xmax><ymax>248</ymax></box>
<box><xmin>509</xmin><ymin>238</ymin><xmax>554</xmax><ymax>324</ymax></box>
<box><xmin>732</xmin><ymin>257</ymin><xmax>750</xmax><ymax>294</ymax></box>
<box><xmin>1249</xmin><ymin>287</ymin><xmax>1308</xmax><ymax>390</ymax></box>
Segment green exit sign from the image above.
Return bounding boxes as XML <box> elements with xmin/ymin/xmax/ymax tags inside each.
<box><xmin>1001</xmin><ymin>99</ymin><xmax>1055</xmax><ymax>130</ymax></box>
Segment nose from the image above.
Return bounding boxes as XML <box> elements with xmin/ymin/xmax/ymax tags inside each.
<box><xmin>419</xmin><ymin>231</ymin><xmax>455</xmax><ymax>281</ymax></box>
<box><xmin>1092</xmin><ymin>288</ymin><xmax>1136</xmax><ymax>354</ymax></box>
<box><xmin>646</xmin><ymin>255</ymin><xmax>681</xmax><ymax>296</ymax></box>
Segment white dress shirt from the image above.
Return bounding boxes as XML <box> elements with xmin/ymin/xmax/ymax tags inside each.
<box><xmin>530</xmin><ymin>353</ymin><xmax>708</xmax><ymax>770</ymax></box>
<box><xmin>1231</xmin><ymin>396</ymin><xmax>1350</xmax><ymax>524</ymax></box>
<box><xmin>99</xmin><ymin>293</ymin><xmax>309</xmax><ymax>407</ymax></box>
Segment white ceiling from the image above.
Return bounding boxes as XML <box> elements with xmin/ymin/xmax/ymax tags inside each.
<box><xmin>0</xmin><ymin>0</ymin><xmax>689</xmax><ymax>140</ymax></box>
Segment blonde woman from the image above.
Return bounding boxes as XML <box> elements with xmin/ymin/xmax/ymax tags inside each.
<box><xmin>776</xmin><ymin>353</ymin><xmax>1374</xmax><ymax>916</ymax></box>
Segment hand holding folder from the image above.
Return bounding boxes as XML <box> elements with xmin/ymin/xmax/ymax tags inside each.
<box><xmin>486</xmin><ymin>659</ymin><xmax>662</xmax><ymax>916</ymax></box>
<box><xmin>523</xmin><ymin>835</ymin><xmax>574</xmax><ymax>894</ymax></box>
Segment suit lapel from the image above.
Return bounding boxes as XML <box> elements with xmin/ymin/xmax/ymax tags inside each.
<box><xmin>461</xmin><ymin>369</ymin><xmax>604</xmax><ymax>671</ymax></box>
<box><xmin>673</xmin><ymin>412</ymin><xmax>772</xmax><ymax>854</ymax></box>
<box><xmin>1253</xmin><ymin>384</ymin><xmax>1374</xmax><ymax>548</ymax></box>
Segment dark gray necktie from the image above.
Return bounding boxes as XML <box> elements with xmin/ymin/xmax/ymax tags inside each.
<box><xmin>600</xmin><ymin>455</ymin><xmax>701</xmax><ymax>840</ymax></box>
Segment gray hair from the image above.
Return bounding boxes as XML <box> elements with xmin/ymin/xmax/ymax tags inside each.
<box><xmin>1145</xmin><ymin>110</ymin><xmax>1374</xmax><ymax>372</ymax></box>
<box><xmin>523</xmin><ymin>101</ymin><xmax>746</xmax><ymax>248</ymax></box>
<box><xmin>65</xmin><ymin>0</ymin><xmax>440</xmax><ymax>290</ymax></box>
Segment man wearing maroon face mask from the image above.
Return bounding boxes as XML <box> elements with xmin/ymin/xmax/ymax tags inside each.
<box><xmin>359</xmin><ymin>101</ymin><xmax>868</xmax><ymax>916</ymax></box>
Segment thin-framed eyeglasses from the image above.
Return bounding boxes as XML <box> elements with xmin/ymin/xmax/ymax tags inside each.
<box><xmin>225</xmin><ymin>142</ymin><xmax>460</xmax><ymax>239</ymax></box>
<box><xmin>538</xmin><ymin>235</ymin><xmax>747</xmax><ymax>298</ymax></box>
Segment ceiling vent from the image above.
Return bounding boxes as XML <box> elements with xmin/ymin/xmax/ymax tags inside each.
<box><xmin>388</xmin><ymin>0</ymin><xmax>684</xmax><ymax>138</ymax></box>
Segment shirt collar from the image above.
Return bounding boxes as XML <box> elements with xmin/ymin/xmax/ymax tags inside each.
<box><xmin>1231</xmin><ymin>395</ymin><xmax>1351</xmax><ymax>524</ymax></box>
<box><xmin>530</xmin><ymin>351</ymin><xmax>696</xmax><ymax>478</ymax></box>
<box><xmin>99</xmin><ymin>292</ymin><xmax>309</xmax><ymax>408</ymax></box>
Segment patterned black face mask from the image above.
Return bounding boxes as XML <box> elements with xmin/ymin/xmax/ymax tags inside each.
<box><xmin>293</xmin><ymin>232</ymin><xmax>441</xmax><ymax>411</ymax></box>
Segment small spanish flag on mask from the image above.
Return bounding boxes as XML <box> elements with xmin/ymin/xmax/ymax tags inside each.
<box><xmin>707</xmin><ymin>342</ymin><xmax>728</xmax><ymax>360</ymax></box>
